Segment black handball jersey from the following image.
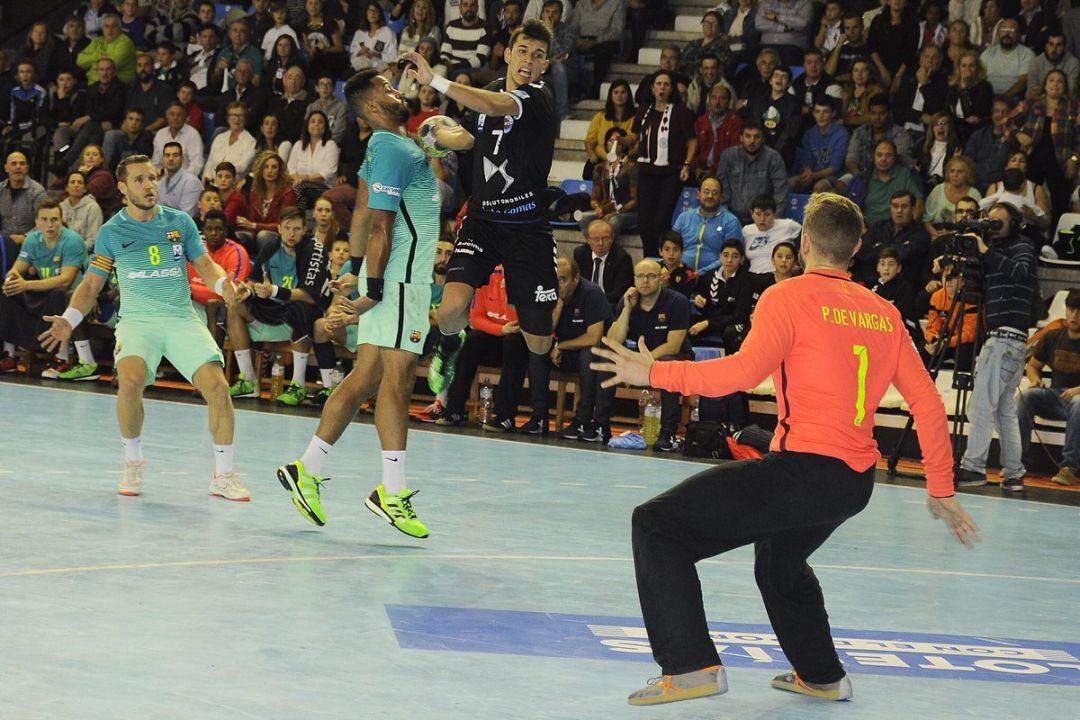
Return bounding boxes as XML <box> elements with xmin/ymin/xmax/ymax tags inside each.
<box><xmin>467</xmin><ymin>77</ymin><xmax>556</xmax><ymax>224</ymax></box>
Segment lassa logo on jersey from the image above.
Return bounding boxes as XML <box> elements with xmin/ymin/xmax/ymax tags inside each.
<box><xmin>128</xmin><ymin>267</ymin><xmax>183</xmax><ymax>279</ymax></box>
<box><xmin>372</xmin><ymin>183</ymin><xmax>401</xmax><ymax>197</ymax></box>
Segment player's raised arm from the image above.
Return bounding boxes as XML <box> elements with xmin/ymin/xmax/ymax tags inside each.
<box><xmin>402</xmin><ymin>51</ymin><xmax>520</xmax><ymax>117</ymax></box>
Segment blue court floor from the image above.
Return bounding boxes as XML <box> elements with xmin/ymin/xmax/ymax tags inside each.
<box><xmin>1</xmin><ymin>383</ymin><xmax>1078</xmax><ymax>720</ymax></box>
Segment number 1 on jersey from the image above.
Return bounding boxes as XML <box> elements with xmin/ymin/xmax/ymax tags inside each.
<box><xmin>852</xmin><ymin>344</ymin><xmax>868</xmax><ymax>427</ymax></box>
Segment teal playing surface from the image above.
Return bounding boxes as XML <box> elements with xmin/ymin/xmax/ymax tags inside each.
<box><xmin>1</xmin><ymin>383</ymin><xmax>1077</xmax><ymax>719</ymax></box>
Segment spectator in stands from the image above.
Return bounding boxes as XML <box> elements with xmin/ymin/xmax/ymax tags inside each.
<box><xmin>716</xmin><ymin>122</ymin><xmax>788</xmax><ymax>224</ymax></box>
<box><xmin>1</xmin><ymin>61</ymin><xmax>47</xmax><ymax>156</ymax></box>
<box><xmin>489</xmin><ymin>0</ymin><xmax>525</xmax><ymax>76</ymax></box>
<box><xmin>971</xmin><ymin>0</ymin><xmax>1003</xmax><ymax>51</ymax></box>
<box><xmin>151</xmin><ymin>102</ymin><xmax>203</xmax><ymax>176</ymax></box>
<box><xmin>213</xmin><ymin>14</ymin><xmax>265</xmax><ymax>93</ymax></box>
<box><xmin>602</xmin><ymin>259</ymin><xmax>693</xmax><ymax>451</ymax></box>
<box><xmin>119</xmin><ymin>0</ymin><xmax>148</xmax><ymax>50</ymax></box>
<box><xmin>1065</xmin><ymin>4</ymin><xmax>1080</xmax><ymax>60</ymax></box>
<box><xmin>867</xmin><ymin>0</ymin><xmax>917</xmax><ymax>89</ymax></box>
<box><xmin>579</xmin><ymin>129</ymin><xmax>638</xmax><ymax>244</ymax></box>
<box><xmin>743</xmin><ymin>65</ymin><xmax>801</xmax><ymax>163</ymax></box>
<box><xmin>584</xmin><ymin>79</ymin><xmax>635</xmax><ymax>181</ymax></box>
<box><xmin>637</xmin><ymin>46</ymin><xmax>691</xmax><ymax>107</ymax></box>
<box><xmin>1005</xmin><ymin>68</ymin><xmax>1080</xmax><ymax>218</ymax></box>
<box><xmin>842</xmin><ymin>95</ymin><xmax>914</xmax><ymax>182</ymax></box>
<box><xmin>523</xmin><ymin>255</ymin><xmax>612</xmax><ymax>437</ymax></box>
<box><xmin>658</xmin><ymin>231</ymin><xmax>696</xmax><ymax>298</ymax></box>
<box><xmin>59</xmin><ymin>170</ymin><xmax>103</xmax><ymax>250</ymax></box>
<box><xmin>101</xmin><ymin>53</ymin><xmax>170</xmax><ymax>165</ymax></box>
<box><xmin>307</xmin><ymin>75</ymin><xmax>348</xmax><ymax>147</ymax></box>
<box><xmin>399</xmin><ymin>0</ymin><xmax>441</xmax><ymax>55</ymax></box>
<box><xmin>262</xmin><ymin>1</ymin><xmax>299</xmax><ymax>60</ymax></box>
<box><xmin>673</xmin><ymin>177</ymin><xmax>743</xmax><ymax>275</ymax></box>
<box><xmin>854</xmin><ymin>189</ymin><xmax>929</xmax><ymax>288</ymax></box>
<box><xmin>981</xmin><ymin>151</ymin><xmax>1052</xmax><ymax>228</ymax></box>
<box><xmin>406</xmin><ymin>85</ymin><xmax>441</xmax><ymax>136</ymax></box>
<box><xmin>436</xmin><ymin>264</ymin><xmax>530</xmax><ymax>431</ymax></box>
<box><xmin>756</xmin><ymin>0</ymin><xmax>812</xmax><ymax>66</ymax></box>
<box><xmin>741</xmin><ymin>194</ymin><xmax>802</xmax><ymax>273</ymax></box>
<box><xmin>915</xmin><ymin>1</ymin><xmax>947</xmax><ymax>53</ymax></box>
<box><xmin>690</xmin><ymin>237</ymin><xmax>752</xmax><ymax>353</ymax></box>
<box><xmin>914</xmin><ymin>112</ymin><xmax>961</xmax><ymax>188</ymax></box>
<box><xmin>217</xmin><ymin>59</ymin><xmax>266</xmax><ymax>135</ymax></box>
<box><xmin>1017</xmin><ymin>0</ymin><xmax>1053</xmax><ymax>50</ymax></box>
<box><xmin>155</xmin><ymin>41</ymin><xmax>186</xmax><ymax>89</ymax></box>
<box><xmin>248</xmin><ymin>0</ymin><xmax>276</xmax><ymax>47</ymax></box>
<box><xmin>540</xmin><ymin>0</ymin><xmax>576</xmax><ymax>121</ymax></box>
<box><xmin>1018</xmin><ymin>290</ymin><xmax>1080</xmax><ymax>487</ymax></box>
<box><xmin>441</xmin><ymin>0</ymin><xmax>491</xmax><ymax>75</ymax></box>
<box><xmin>321</xmin><ymin>115</ymin><xmax>372</xmax><ymax>228</ymax></box>
<box><xmin>693</xmin><ymin>83</ymin><xmax>741</xmax><ymax>181</ymax></box>
<box><xmin>155</xmin><ymin>144</ymin><xmax>199</xmax><ymax>219</ymax></box>
<box><xmin>189</xmin><ymin>209</ymin><xmax>250</xmax><ymax>345</ymax></box>
<box><xmin>0</xmin><ymin>200</ymin><xmax>90</xmax><ymax>376</ymax></box>
<box><xmin>632</xmin><ymin>71</ymin><xmax>696</xmax><ymax>259</ymax></box>
<box><xmin>148</xmin><ymin>0</ymin><xmax>195</xmax><ymax>46</ymax></box>
<box><xmin>790</xmin><ymin>97</ymin><xmax>848</xmax><ymax>193</ymax></box>
<box><xmin>570</xmin><ymin>0</ymin><xmax>624</xmax><ymax>98</ymax></box>
<box><xmin>681</xmin><ymin>12</ymin><xmax>730</xmax><ymax>83</ymax></box>
<box><xmin>287</xmin><ymin>110</ymin><xmax>339</xmax><ymax>212</ymax></box>
<box><xmin>187</xmin><ymin>23</ymin><xmax>219</xmax><ymax>93</ymax></box>
<box><xmin>236</xmin><ymin>150</ymin><xmax>297</xmax><ymax>250</ymax></box>
<box><xmin>264</xmin><ymin>34</ymin><xmax>305</xmax><ymax>97</ymax></box>
<box><xmin>73</xmin><ymin>143</ymin><xmax>122</xmax><ymax>218</ymax></box>
<box><xmin>310</xmin><ymin>196</ymin><xmax>344</xmax><ymax>246</ymax></box>
<box><xmin>349</xmin><ymin>1</ymin><xmax>400</xmax><ymax>71</ymax></box>
<box><xmin>734</xmin><ymin>47</ymin><xmax>777</xmax><ymax>107</ymax></box>
<box><xmin>924</xmin><ymin>266</ymin><xmax>977</xmax><ymax>366</ymax></box>
<box><xmin>0</xmin><ymin>151</ymin><xmax>47</xmax><ymax>265</ymax></box>
<box><xmin>196</xmin><ymin>187</ymin><xmax>222</xmax><ymax>228</ymax></box>
<box><xmin>572</xmin><ymin>218</ymin><xmax>635</xmax><ymax>309</ymax></box>
<box><xmin>51</xmin><ymin>18</ymin><xmax>92</xmax><ymax>86</ymax></box>
<box><xmin>840</xmin><ymin>59</ymin><xmax>883</xmax><ymax>129</ymax></box>
<box><xmin>723</xmin><ymin>0</ymin><xmax>760</xmax><ymax>67</ymax></box>
<box><xmin>982</xmin><ymin>19</ymin><xmax>1034</xmax><ymax>100</ymax></box>
<box><xmin>211</xmin><ymin>162</ymin><xmax>248</xmax><ymax>230</ymax></box>
<box><xmin>941</xmin><ymin>19</ymin><xmax>973</xmax><ymax>75</ymax></box>
<box><xmin>814</xmin><ymin>0</ymin><xmax>843</xmax><ymax>54</ymax></box>
<box><xmin>45</xmin><ymin>71</ymin><xmax>86</xmax><ymax>167</ymax></box>
<box><xmin>849</xmin><ymin>145</ymin><xmax>924</xmax><ymax>230</ymax></box>
<box><xmin>204</xmin><ymin>102</ymin><xmax>257</xmax><ymax>182</ymax></box>
<box><xmin>792</xmin><ymin>48</ymin><xmax>842</xmax><ymax>128</ymax></box>
<box><xmin>826</xmin><ymin>13</ymin><xmax>870</xmax><ymax>83</ymax></box>
<box><xmin>893</xmin><ymin>44</ymin><xmax>948</xmax><ymax>137</ymax></box>
<box><xmin>78</xmin><ymin>13</ymin><xmax>135</xmax><ymax>85</ymax></box>
<box><xmin>946</xmin><ymin>48</ymin><xmax>993</xmax><ymax>142</ymax></box>
<box><xmin>685</xmin><ymin>53</ymin><xmax>728</xmax><ymax>119</ymax></box>
<box><xmin>226</xmin><ymin>208</ymin><xmax>330</xmax><ymax>404</ymax></box>
<box><xmin>15</xmin><ymin>23</ymin><xmax>54</xmax><ymax>87</ymax></box>
<box><xmin>254</xmin><ymin>113</ymin><xmax>293</xmax><ymax>163</ymax></box>
<box><xmin>193</xmin><ymin>1</ymin><xmax>217</xmax><ymax>33</ymax></box>
<box><xmin>73</xmin><ymin>0</ymin><xmax>116</xmax><ymax>40</ymax></box>
<box><xmin>267</xmin><ymin>65</ymin><xmax>309</xmax><ymax>142</ymax></box>
<box><xmin>924</xmin><ymin>155</ymin><xmax>981</xmax><ymax>236</ymax></box>
<box><xmin>1027</xmin><ymin>29</ymin><xmax>1079</xmax><ymax>99</ymax></box>
<box><xmin>869</xmin><ymin>245</ymin><xmax>917</xmax><ymax>321</ymax></box>
<box><xmin>748</xmin><ymin>240</ymin><xmax>800</xmax><ymax>313</ymax></box>
<box><xmin>444</xmin><ymin>0</ymin><xmax>488</xmax><ymax>25</ymax></box>
<box><xmin>53</xmin><ymin>57</ymin><xmax>126</xmax><ymax>177</ymax></box>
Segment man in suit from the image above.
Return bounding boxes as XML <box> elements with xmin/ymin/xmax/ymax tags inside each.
<box><xmin>572</xmin><ymin>218</ymin><xmax>634</xmax><ymax>310</ymax></box>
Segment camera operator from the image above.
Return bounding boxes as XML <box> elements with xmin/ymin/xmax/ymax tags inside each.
<box><xmin>955</xmin><ymin>203</ymin><xmax>1036</xmax><ymax>492</ymax></box>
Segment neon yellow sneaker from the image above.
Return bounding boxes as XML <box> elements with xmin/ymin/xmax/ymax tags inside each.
<box><xmin>277</xmin><ymin>381</ymin><xmax>306</xmax><ymax>406</ymax></box>
<box><xmin>277</xmin><ymin>461</ymin><xmax>327</xmax><ymax>526</ymax></box>
<box><xmin>229</xmin><ymin>374</ymin><xmax>258</xmax><ymax>398</ymax></box>
<box><xmin>627</xmin><ymin>665</ymin><xmax>727</xmax><ymax>706</ymax></box>
<box><xmin>364</xmin><ymin>485</ymin><xmax>429</xmax><ymax>538</ymax></box>
<box><xmin>771</xmin><ymin>672</ymin><xmax>852</xmax><ymax>701</ymax></box>
<box><xmin>426</xmin><ymin>330</ymin><xmax>465</xmax><ymax>393</ymax></box>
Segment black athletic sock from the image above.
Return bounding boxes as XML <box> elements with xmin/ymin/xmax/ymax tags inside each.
<box><xmin>438</xmin><ymin>330</ymin><xmax>463</xmax><ymax>355</ymax></box>
<box><xmin>312</xmin><ymin>341</ymin><xmax>336</xmax><ymax>370</ymax></box>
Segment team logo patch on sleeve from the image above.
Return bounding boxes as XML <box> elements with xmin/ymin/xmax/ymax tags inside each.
<box><xmin>372</xmin><ymin>183</ymin><xmax>401</xmax><ymax>197</ymax></box>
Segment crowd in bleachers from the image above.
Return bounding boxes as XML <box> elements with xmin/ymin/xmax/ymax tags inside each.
<box><xmin>0</xmin><ymin>0</ymin><xmax>1077</xmax><ymax>473</ymax></box>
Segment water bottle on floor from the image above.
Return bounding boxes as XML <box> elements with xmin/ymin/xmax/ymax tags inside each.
<box><xmin>642</xmin><ymin>391</ymin><xmax>661</xmax><ymax>446</ymax></box>
<box><xmin>478</xmin><ymin>379</ymin><xmax>494</xmax><ymax>426</ymax></box>
<box><xmin>270</xmin><ymin>354</ymin><xmax>285</xmax><ymax>399</ymax></box>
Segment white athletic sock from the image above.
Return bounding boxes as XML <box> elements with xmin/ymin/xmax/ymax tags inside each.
<box><xmin>3</xmin><ymin>341</ymin><xmax>13</xmax><ymax>355</ymax></box>
<box><xmin>301</xmin><ymin>436</ymin><xmax>334</xmax><ymax>477</ymax></box>
<box><xmin>122</xmin><ymin>436</ymin><xmax>143</xmax><ymax>463</ymax></box>
<box><xmin>213</xmin><ymin>444</ymin><xmax>235</xmax><ymax>474</ymax></box>
<box><xmin>292</xmin><ymin>351</ymin><xmax>309</xmax><ymax>386</ymax></box>
<box><xmin>235</xmin><ymin>348</ymin><xmax>255</xmax><ymax>379</ymax></box>
<box><xmin>74</xmin><ymin>340</ymin><xmax>95</xmax><ymax>365</ymax></box>
<box><xmin>319</xmin><ymin>368</ymin><xmax>335</xmax><ymax>388</ymax></box>
<box><xmin>436</xmin><ymin>388</ymin><xmax>448</xmax><ymax>404</ymax></box>
<box><xmin>381</xmin><ymin>450</ymin><xmax>406</xmax><ymax>494</ymax></box>
<box><xmin>57</xmin><ymin>342</ymin><xmax>71</xmax><ymax>361</ymax></box>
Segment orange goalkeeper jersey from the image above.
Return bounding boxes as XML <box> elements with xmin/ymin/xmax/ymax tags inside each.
<box><xmin>650</xmin><ymin>269</ymin><xmax>955</xmax><ymax>497</ymax></box>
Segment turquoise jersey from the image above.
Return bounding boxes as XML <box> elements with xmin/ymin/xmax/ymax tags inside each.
<box><xmin>262</xmin><ymin>245</ymin><xmax>298</xmax><ymax>303</ymax></box>
<box><xmin>88</xmin><ymin>206</ymin><xmax>207</xmax><ymax>319</ymax></box>
<box><xmin>359</xmin><ymin>130</ymin><xmax>440</xmax><ymax>284</ymax></box>
<box><xmin>18</xmin><ymin>227</ymin><xmax>87</xmax><ymax>286</ymax></box>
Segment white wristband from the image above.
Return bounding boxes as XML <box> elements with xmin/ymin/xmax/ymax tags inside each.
<box><xmin>429</xmin><ymin>74</ymin><xmax>451</xmax><ymax>95</ymax></box>
<box><xmin>214</xmin><ymin>276</ymin><xmax>226</xmax><ymax>296</ymax></box>
<box><xmin>270</xmin><ymin>285</ymin><xmax>279</xmax><ymax>298</ymax></box>
<box><xmin>61</xmin><ymin>307</ymin><xmax>84</xmax><ymax>330</ymax></box>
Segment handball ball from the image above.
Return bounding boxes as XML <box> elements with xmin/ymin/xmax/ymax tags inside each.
<box><xmin>417</xmin><ymin>115</ymin><xmax>459</xmax><ymax>158</ymax></box>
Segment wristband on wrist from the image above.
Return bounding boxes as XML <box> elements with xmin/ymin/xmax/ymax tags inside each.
<box><xmin>365</xmin><ymin>277</ymin><xmax>385</xmax><ymax>302</ymax></box>
<box><xmin>429</xmin><ymin>74</ymin><xmax>451</xmax><ymax>94</ymax></box>
<box><xmin>272</xmin><ymin>285</ymin><xmax>293</xmax><ymax>301</ymax></box>
<box><xmin>349</xmin><ymin>256</ymin><xmax>364</xmax><ymax>275</ymax></box>
<box><xmin>213</xmin><ymin>276</ymin><xmax>226</xmax><ymax>296</ymax></box>
<box><xmin>61</xmin><ymin>307</ymin><xmax>84</xmax><ymax>329</ymax></box>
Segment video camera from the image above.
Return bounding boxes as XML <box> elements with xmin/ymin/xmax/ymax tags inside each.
<box><xmin>933</xmin><ymin>218</ymin><xmax>1005</xmax><ymax>260</ymax></box>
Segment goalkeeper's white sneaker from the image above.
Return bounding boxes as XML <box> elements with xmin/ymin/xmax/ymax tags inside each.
<box><xmin>771</xmin><ymin>672</ymin><xmax>853</xmax><ymax>701</ymax></box>
<box><xmin>209</xmin><ymin>470</ymin><xmax>250</xmax><ymax>502</ymax></box>
<box><xmin>118</xmin><ymin>460</ymin><xmax>146</xmax><ymax>496</ymax></box>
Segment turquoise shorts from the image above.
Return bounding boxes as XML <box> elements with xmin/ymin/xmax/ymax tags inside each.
<box><xmin>248</xmin><ymin>320</ymin><xmax>293</xmax><ymax>343</ymax></box>
<box><xmin>355</xmin><ymin>279</ymin><xmax>432</xmax><ymax>355</ymax></box>
<box><xmin>114</xmin><ymin>315</ymin><xmax>224</xmax><ymax>385</ymax></box>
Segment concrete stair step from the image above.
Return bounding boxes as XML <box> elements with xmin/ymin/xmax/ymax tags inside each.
<box><xmin>674</xmin><ymin>14</ymin><xmax>706</xmax><ymax>33</ymax></box>
<box><xmin>638</xmin><ymin>47</ymin><xmax>661</xmax><ymax>66</ymax></box>
<box><xmin>559</xmin><ymin>118</ymin><xmax>590</xmax><ymax>141</ymax></box>
<box><xmin>646</xmin><ymin>29</ymin><xmax>699</xmax><ymax>43</ymax></box>
<box><xmin>554</xmin><ymin>147</ymin><xmax>588</xmax><ymax>162</ymax></box>
<box><xmin>555</xmin><ymin>137</ymin><xmax>585</xmax><ymax>151</ymax></box>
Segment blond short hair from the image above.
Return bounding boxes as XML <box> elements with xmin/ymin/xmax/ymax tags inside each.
<box><xmin>802</xmin><ymin>193</ymin><xmax>865</xmax><ymax>265</ymax></box>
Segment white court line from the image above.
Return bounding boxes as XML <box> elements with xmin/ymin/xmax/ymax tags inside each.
<box><xmin>2</xmin><ymin>553</ymin><xmax>1078</xmax><ymax>585</ymax></box>
<box><xmin>903</xmin><ymin>500</ymin><xmax>923</xmax><ymax>504</ymax></box>
<box><xmin>447</xmin><ymin>477</ymin><xmax>478</xmax><ymax>482</ymax></box>
<box><xmin>560</xmin><ymin>482</ymin><xmax>587</xmax><ymax>486</ymax></box>
<box><xmin>1015</xmin><ymin>508</ymin><xmax>1039</xmax><ymax>512</ymax></box>
<box><xmin>159</xmin><ymin>471</ymin><xmax>190</xmax><ymax>476</ymax></box>
<box><xmin>41</xmin><ymin>470</ymin><xmax>72</xmax><ymax>475</ymax></box>
<box><xmin>615</xmin><ymin>484</ymin><xmax>646</xmax><ymax>489</ymax></box>
<box><xmin>502</xmin><ymin>479</ymin><xmax>529</xmax><ymax>484</ymax></box>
